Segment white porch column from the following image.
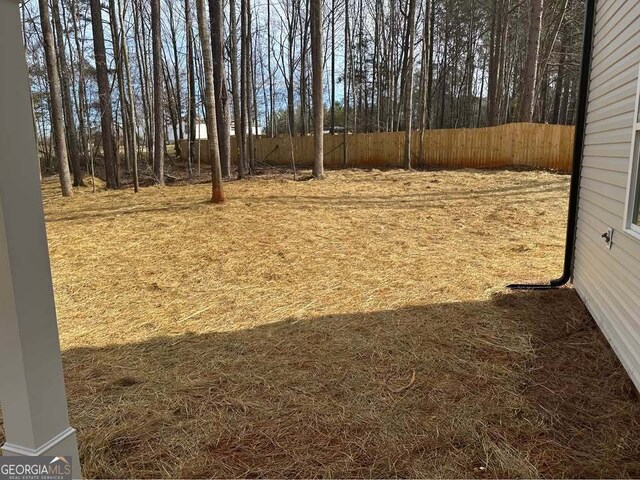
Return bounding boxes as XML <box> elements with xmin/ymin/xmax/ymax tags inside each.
<box><xmin>0</xmin><ymin>0</ymin><xmax>81</xmax><ymax>477</ymax></box>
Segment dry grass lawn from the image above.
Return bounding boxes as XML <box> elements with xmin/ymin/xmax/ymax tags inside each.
<box><xmin>1</xmin><ymin>168</ymin><xmax>639</xmax><ymax>478</ymax></box>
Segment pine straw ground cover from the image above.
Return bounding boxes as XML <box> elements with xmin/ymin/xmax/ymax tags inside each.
<box><xmin>1</xmin><ymin>168</ymin><xmax>640</xmax><ymax>478</ymax></box>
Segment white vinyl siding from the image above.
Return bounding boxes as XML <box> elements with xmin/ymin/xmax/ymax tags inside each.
<box><xmin>574</xmin><ymin>0</ymin><xmax>640</xmax><ymax>391</ymax></box>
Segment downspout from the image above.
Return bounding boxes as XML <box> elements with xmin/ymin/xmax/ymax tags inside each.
<box><xmin>508</xmin><ymin>0</ymin><xmax>596</xmax><ymax>291</ymax></box>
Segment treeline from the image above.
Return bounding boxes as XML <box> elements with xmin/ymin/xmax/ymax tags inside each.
<box><xmin>22</xmin><ymin>0</ymin><xmax>584</xmax><ymax>198</ymax></box>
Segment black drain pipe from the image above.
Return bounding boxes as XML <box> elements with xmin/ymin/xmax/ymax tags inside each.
<box><xmin>508</xmin><ymin>0</ymin><xmax>596</xmax><ymax>291</ymax></box>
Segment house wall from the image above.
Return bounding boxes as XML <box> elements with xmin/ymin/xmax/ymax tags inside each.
<box><xmin>574</xmin><ymin>0</ymin><xmax>640</xmax><ymax>390</ymax></box>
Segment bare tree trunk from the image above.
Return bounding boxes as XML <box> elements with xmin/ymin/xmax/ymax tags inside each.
<box><xmin>196</xmin><ymin>0</ymin><xmax>225</xmax><ymax>202</ymax></box>
<box><xmin>185</xmin><ymin>0</ymin><xmax>196</xmax><ymax>177</ymax></box>
<box><xmin>299</xmin><ymin>1</ymin><xmax>310</xmax><ymax>136</ymax></box>
<box><xmin>419</xmin><ymin>0</ymin><xmax>432</xmax><ymax>167</ymax></box>
<box><xmin>559</xmin><ymin>75</ymin><xmax>571</xmax><ymax>125</ymax></box>
<box><xmin>284</xmin><ymin>0</ymin><xmax>297</xmax><ymax>140</ymax></box>
<box><xmin>39</xmin><ymin>0</ymin><xmax>73</xmax><ymax>196</ymax></box>
<box><xmin>109</xmin><ymin>0</ymin><xmax>130</xmax><ymax>173</ymax></box>
<box><xmin>251</xmin><ymin>18</ymin><xmax>260</xmax><ymax>167</ymax></box>
<box><xmin>519</xmin><ymin>0</ymin><xmax>544</xmax><ymax>122</ymax></box>
<box><xmin>427</xmin><ymin>0</ymin><xmax>434</xmax><ymax>128</ymax></box>
<box><xmin>69</xmin><ymin>0</ymin><xmax>89</xmax><ymax>169</ymax></box>
<box><xmin>477</xmin><ymin>53</ymin><xmax>487</xmax><ymax>127</ymax></box>
<box><xmin>118</xmin><ymin>0</ymin><xmax>139</xmax><ymax>192</ymax></box>
<box><xmin>89</xmin><ymin>0</ymin><xmax>119</xmax><ymax>188</ymax></box>
<box><xmin>343</xmin><ymin>0</ymin><xmax>349</xmax><ymax>167</ymax></box>
<box><xmin>372</xmin><ymin>0</ymin><xmax>380</xmax><ymax>131</ymax></box>
<box><xmin>168</xmin><ymin>1</ymin><xmax>183</xmax><ymax>158</ymax></box>
<box><xmin>357</xmin><ymin>0</ymin><xmax>364</xmax><ymax>129</ymax></box>
<box><xmin>487</xmin><ymin>0</ymin><xmax>502</xmax><ymax>126</ymax></box>
<box><xmin>240</xmin><ymin>0</ymin><xmax>250</xmax><ymax>173</ymax></box>
<box><xmin>259</xmin><ymin>45</ymin><xmax>269</xmax><ymax>132</ymax></box>
<box><xmin>403</xmin><ymin>0</ymin><xmax>417</xmax><ymax>169</ymax></box>
<box><xmin>246</xmin><ymin>4</ymin><xmax>255</xmax><ymax>172</ymax></box>
<box><xmin>266</xmin><ymin>0</ymin><xmax>276</xmax><ymax>137</ymax></box>
<box><xmin>133</xmin><ymin>0</ymin><xmax>152</xmax><ymax>166</ymax></box>
<box><xmin>210</xmin><ymin>0</ymin><xmax>232</xmax><ymax>178</ymax></box>
<box><xmin>133</xmin><ymin>0</ymin><xmax>149</xmax><ymax>162</ymax></box>
<box><xmin>51</xmin><ymin>0</ymin><xmax>84</xmax><ymax>187</ymax></box>
<box><xmin>552</xmin><ymin>33</ymin><xmax>566</xmax><ymax>124</ymax></box>
<box><xmin>439</xmin><ymin>12</ymin><xmax>449</xmax><ymax>129</ymax></box>
<box><xmin>151</xmin><ymin>0</ymin><xmax>164</xmax><ymax>185</ymax></box>
<box><xmin>21</xmin><ymin>1</ymin><xmax>41</xmax><ymax>177</ymax></box>
<box><xmin>311</xmin><ymin>0</ymin><xmax>324</xmax><ymax>179</ymax></box>
<box><xmin>330</xmin><ymin>0</ymin><xmax>336</xmax><ymax>134</ymax></box>
<box><xmin>162</xmin><ymin>56</ymin><xmax>179</xmax><ymax>158</ymax></box>
<box><xmin>229</xmin><ymin>0</ymin><xmax>245</xmax><ymax>178</ymax></box>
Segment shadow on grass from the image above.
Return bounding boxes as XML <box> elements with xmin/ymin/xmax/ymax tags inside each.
<box><xmin>259</xmin><ymin>183</ymin><xmax>568</xmax><ymax>208</ymax></box>
<box><xmin>46</xmin><ymin>202</ymin><xmax>204</xmax><ymax>223</ymax></box>
<box><xmin>45</xmin><ymin>180</ymin><xmax>569</xmax><ymax>224</ymax></box>
<box><xmin>27</xmin><ymin>289</ymin><xmax>637</xmax><ymax>479</ymax></box>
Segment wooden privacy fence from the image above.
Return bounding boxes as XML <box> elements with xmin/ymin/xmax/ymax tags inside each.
<box><xmin>179</xmin><ymin>122</ymin><xmax>575</xmax><ymax>173</ymax></box>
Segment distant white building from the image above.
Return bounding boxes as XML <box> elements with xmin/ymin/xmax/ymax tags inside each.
<box><xmin>167</xmin><ymin>121</ymin><xmax>262</xmax><ymax>142</ymax></box>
